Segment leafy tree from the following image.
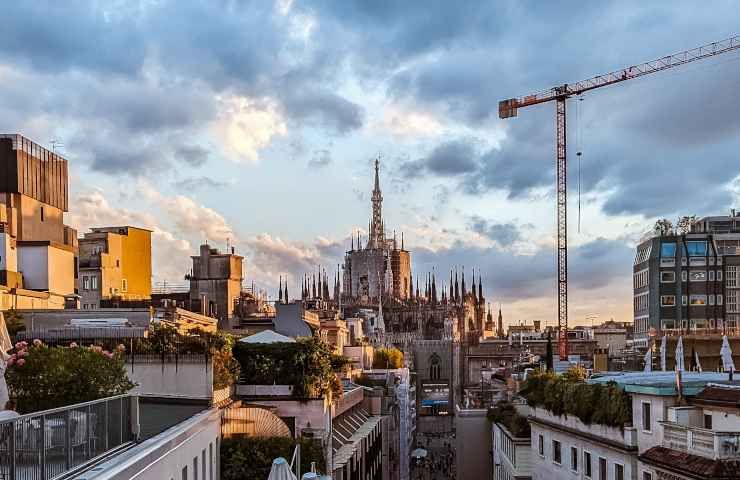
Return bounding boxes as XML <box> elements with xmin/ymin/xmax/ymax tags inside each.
<box><xmin>676</xmin><ymin>215</ymin><xmax>697</xmax><ymax>235</ymax></box>
<box><xmin>221</xmin><ymin>436</ymin><xmax>325</xmax><ymax>480</ymax></box>
<box><xmin>3</xmin><ymin>309</ymin><xmax>26</xmax><ymax>338</ymax></box>
<box><xmin>654</xmin><ymin>218</ymin><xmax>674</xmax><ymax>236</ymax></box>
<box><xmin>372</xmin><ymin>347</ymin><xmax>404</xmax><ymax>369</ymax></box>
<box><xmin>6</xmin><ymin>341</ymin><xmax>135</xmax><ymax>413</ymax></box>
<box><xmin>487</xmin><ymin>401</ymin><xmax>531</xmax><ymax>438</ymax></box>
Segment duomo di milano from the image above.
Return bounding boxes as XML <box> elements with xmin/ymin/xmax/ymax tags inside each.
<box><xmin>328</xmin><ymin>158</ymin><xmax>504</xmax><ymax>344</ymax></box>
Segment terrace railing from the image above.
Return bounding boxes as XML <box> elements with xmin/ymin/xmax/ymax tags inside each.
<box><xmin>0</xmin><ymin>395</ymin><xmax>138</xmax><ymax>480</ymax></box>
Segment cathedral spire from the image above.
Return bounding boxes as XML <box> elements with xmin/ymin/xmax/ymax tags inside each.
<box><xmin>478</xmin><ymin>274</ymin><xmax>483</xmax><ymax>305</ymax></box>
<box><xmin>431</xmin><ymin>269</ymin><xmax>437</xmax><ymax>304</ymax></box>
<box><xmin>284</xmin><ymin>278</ymin><xmax>289</xmax><ymax>303</ymax></box>
<box><xmin>369</xmin><ymin>157</ymin><xmax>384</xmax><ymax>248</ymax></box>
<box><xmin>278</xmin><ymin>276</ymin><xmax>283</xmax><ymax>303</ymax></box>
<box><xmin>497</xmin><ymin>305</ymin><xmax>504</xmax><ymax>338</ymax></box>
<box><xmin>461</xmin><ymin>267</ymin><xmax>466</xmax><ymax>301</ymax></box>
<box><xmin>471</xmin><ymin>269</ymin><xmax>477</xmax><ymax>304</ymax></box>
<box><xmin>454</xmin><ymin>268</ymin><xmax>459</xmax><ymax>303</ymax></box>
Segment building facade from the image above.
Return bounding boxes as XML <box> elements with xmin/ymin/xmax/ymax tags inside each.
<box><xmin>633</xmin><ymin>213</ymin><xmax>740</xmax><ymax>347</ymax></box>
<box><xmin>188</xmin><ymin>243</ymin><xmax>243</xmax><ymax>328</ymax></box>
<box><xmin>0</xmin><ymin>134</ymin><xmax>77</xmax><ymax>309</ymax></box>
<box><xmin>78</xmin><ymin>226</ymin><xmax>152</xmax><ymax>309</ymax></box>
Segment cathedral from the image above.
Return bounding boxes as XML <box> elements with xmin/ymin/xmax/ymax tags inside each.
<box><xmin>338</xmin><ymin>159</ymin><xmax>498</xmax><ymax>343</ymax></box>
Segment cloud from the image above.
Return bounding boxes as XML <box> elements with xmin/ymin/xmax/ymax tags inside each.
<box><xmin>172</xmin><ymin>176</ymin><xmax>231</xmax><ymax>191</ymax></box>
<box><xmin>468</xmin><ymin>216</ymin><xmax>526</xmax><ymax>247</ymax></box>
<box><xmin>308</xmin><ymin>149</ymin><xmax>332</xmax><ymax>168</ymax></box>
<box><xmin>175</xmin><ymin>145</ymin><xmax>209</xmax><ymax>167</ymax></box>
<box><xmin>214</xmin><ymin>95</ymin><xmax>287</xmax><ymax>163</ymax></box>
<box><xmin>400</xmin><ymin>140</ymin><xmax>480</xmax><ymax>179</ymax></box>
<box><xmin>372</xmin><ymin>106</ymin><xmax>443</xmax><ymax>137</ymax></box>
<box><xmin>66</xmin><ymin>190</ymin><xmax>192</xmax><ymax>284</ymax></box>
<box><xmin>282</xmin><ymin>90</ymin><xmax>365</xmax><ymax>134</ymax></box>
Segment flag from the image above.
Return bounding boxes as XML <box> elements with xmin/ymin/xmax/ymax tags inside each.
<box><xmin>721</xmin><ymin>335</ymin><xmax>735</xmax><ymax>372</ymax></box>
<box><xmin>643</xmin><ymin>346</ymin><xmax>652</xmax><ymax>373</ymax></box>
<box><xmin>660</xmin><ymin>335</ymin><xmax>667</xmax><ymax>371</ymax></box>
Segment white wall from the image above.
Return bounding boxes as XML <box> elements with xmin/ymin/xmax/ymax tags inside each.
<box><xmin>0</xmin><ymin>233</ymin><xmax>17</xmax><ymax>271</ymax></box>
<box><xmin>530</xmin><ymin>422</ymin><xmax>637</xmax><ymax>480</ymax></box>
<box><xmin>74</xmin><ymin>407</ymin><xmax>222</xmax><ymax>480</ymax></box>
<box><xmin>17</xmin><ymin>245</ymin><xmax>48</xmax><ymax>289</ymax></box>
<box><xmin>632</xmin><ymin>394</ymin><xmax>677</xmax><ymax>454</ymax></box>
<box><xmin>127</xmin><ymin>362</ymin><xmax>213</xmax><ymax>400</ymax></box>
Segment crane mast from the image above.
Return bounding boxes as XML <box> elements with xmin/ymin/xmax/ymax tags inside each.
<box><xmin>499</xmin><ymin>35</ymin><xmax>740</xmax><ymax>360</ymax></box>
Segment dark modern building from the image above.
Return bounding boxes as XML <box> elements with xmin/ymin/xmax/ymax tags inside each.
<box><xmin>633</xmin><ymin>213</ymin><xmax>740</xmax><ymax>347</ymax></box>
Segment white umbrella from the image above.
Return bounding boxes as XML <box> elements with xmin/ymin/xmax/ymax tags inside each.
<box><xmin>411</xmin><ymin>448</ymin><xmax>428</xmax><ymax>459</ymax></box>
<box><xmin>643</xmin><ymin>347</ymin><xmax>652</xmax><ymax>373</ymax></box>
<box><xmin>268</xmin><ymin>457</ymin><xmax>297</xmax><ymax>480</ymax></box>
<box><xmin>721</xmin><ymin>335</ymin><xmax>736</xmax><ymax>372</ymax></box>
<box><xmin>675</xmin><ymin>336</ymin><xmax>685</xmax><ymax>372</ymax></box>
<box><xmin>694</xmin><ymin>350</ymin><xmax>703</xmax><ymax>372</ymax></box>
<box><xmin>660</xmin><ymin>335</ymin><xmax>667</xmax><ymax>371</ymax></box>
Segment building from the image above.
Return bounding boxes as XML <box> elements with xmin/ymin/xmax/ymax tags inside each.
<box><xmin>188</xmin><ymin>243</ymin><xmax>243</xmax><ymax>328</ymax></box>
<box><xmin>78</xmin><ymin>226</ymin><xmax>152</xmax><ymax>309</ymax></box>
<box><xmin>492</xmin><ymin>405</ymin><xmax>533</xmax><ymax>480</ymax></box>
<box><xmin>633</xmin><ymin>212</ymin><xmax>740</xmax><ymax>347</ymax></box>
<box><xmin>342</xmin><ymin>159</ymin><xmax>411</xmax><ymax>304</ymax></box>
<box><xmin>528</xmin><ymin>371</ymin><xmax>740</xmax><ymax>480</ymax></box>
<box><xmin>0</xmin><ymin>134</ymin><xmax>77</xmax><ymax>309</ymax></box>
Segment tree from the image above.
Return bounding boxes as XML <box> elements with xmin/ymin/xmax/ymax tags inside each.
<box><xmin>373</xmin><ymin>348</ymin><xmax>404</xmax><ymax>369</ymax></box>
<box><xmin>653</xmin><ymin>218</ymin><xmax>674</xmax><ymax>236</ymax></box>
<box><xmin>3</xmin><ymin>310</ymin><xmax>26</xmax><ymax>338</ymax></box>
<box><xmin>6</xmin><ymin>341</ymin><xmax>135</xmax><ymax>413</ymax></box>
<box><xmin>676</xmin><ymin>215</ymin><xmax>697</xmax><ymax>235</ymax></box>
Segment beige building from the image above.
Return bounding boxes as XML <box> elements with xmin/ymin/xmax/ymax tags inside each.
<box><xmin>0</xmin><ymin>134</ymin><xmax>77</xmax><ymax>310</ymax></box>
<box><xmin>188</xmin><ymin>244</ymin><xmax>243</xmax><ymax>328</ymax></box>
<box><xmin>78</xmin><ymin>226</ymin><xmax>152</xmax><ymax>309</ymax></box>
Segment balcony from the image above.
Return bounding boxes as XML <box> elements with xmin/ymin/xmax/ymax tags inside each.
<box><xmin>661</xmin><ymin>421</ymin><xmax>740</xmax><ymax>460</ymax></box>
<box><xmin>0</xmin><ymin>394</ymin><xmax>137</xmax><ymax>479</ymax></box>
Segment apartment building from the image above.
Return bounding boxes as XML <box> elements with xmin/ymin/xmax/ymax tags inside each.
<box><xmin>78</xmin><ymin>226</ymin><xmax>152</xmax><ymax>309</ymax></box>
<box><xmin>528</xmin><ymin>372</ymin><xmax>738</xmax><ymax>480</ymax></box>
<box><xmin>188</xmin><ymin>243</ymin><xmax>243</xmax><ymax>328</ymax></box>
<box><xmin>493</xmin><ymin>413</ymin><xmax>533</xmax><ymax>480</ymax></box>
<box><xmin>633</xmin><ymin>213</ymin><xmax>740</xmax><ymax>347</ymax></box>
<box><xmin>0</xmin><ymin>134</ymin><xmax>77</xmax><ymax>309</ymax></box>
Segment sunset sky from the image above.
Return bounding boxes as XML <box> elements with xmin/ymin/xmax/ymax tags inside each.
<box><xmin>3</xmin><ymin>1</ymin><xmax>740</xmax><ymax>327</ymax></box>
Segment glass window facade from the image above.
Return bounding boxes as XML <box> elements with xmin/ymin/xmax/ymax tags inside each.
<box><xmin>660</xmin><ymin>243</ymin><xmax>676</xmax><ymax>257</ymax></box>
<box><xmin>686</xmin><ymin>241</ymin><xmax>708</xmax><ymax>257</ymax></box>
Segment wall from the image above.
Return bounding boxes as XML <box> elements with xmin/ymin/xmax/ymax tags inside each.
<box><xmin>632</xmin><ymin>394</ymin><xmax>678</xmax><ymax>454</ymax></box>
<box><xmin>74</xmin><ymin>407</ymin><xmax>221</xmax><ymax>480</ymax></box>
<box><xmin>47</xmin><ymin>244</ymin><xmax>74</xmax><ymax>295</ymax></box>
<box><xmin>121</xmin><ymin>227</ymin><xmax>152</xmax><ymax>300</ymax></box>
<box><xmin>0</xmin><ymin>232</ymin><xmax>17</xmax><ymax>271</ymax></box>
<box><xmin>126</xmin><ymin>361</ymin><xmax>213</xmax><ymax>400</ymax></box>
<box><xmin>530</xmin><ymin>420</ymin><xmax>637</xmax><ymax>480</ymax></box>
<box><xmin>0</xmin><ymin>288</ymin><xmax>67</xmax><ymax>310</ymax></box>
<box><xmin>18</xmin><ymin>194</ymin><xmax>66</xmax><ymax>243</ymax></box>
<box><xmin>17</xmin><ymin>244</ymin><xmax>48</xmax><ymax>289</ymax></box>
<box><xmin>455</xmin><ymin>407</ymin><xmax>492</xmax><ymax>480</ymax></box>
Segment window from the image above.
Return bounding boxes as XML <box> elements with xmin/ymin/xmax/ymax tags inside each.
<box><xmin>690</xmin><ymin>295</ymin><xmax>707</xmax><ymax>305</ymax></box>
<box><xmin>91</xmin><ymin>276</ymin><xmax>98</xmax><ymax>290</ymax></box>
<box><xmin>682</xmin><ymin>271</ymin><xmax>688</xmax><ymax>282</ymax></box>
<box><xmin>710</xmin><ymin>295</ymin><xmax>715</xmax><ymax>305</ymax></box>
<box><xmin>690</xmin><ymin>271</ymin><xmax>707</xmax><ymax>282</ymax></box>
<box><xmin>429</xmin><ymin>354</ymin><xmax>441</xmax><ymax>380</ymax></box>
<box><xmin>209</xmin><ymin>443</ymin><xmax>213</xmax><ymax>480</ymax></box>
<box><xmin>570</xmin><ymin>446</ymin><xmax>578</xmax><ymax>472</ymax></box>
<box><xmin>83</xmin><ymin>276</ymin><xmax>90</xmax><ymax>290</ymax></box>
<box><xmin>710</xmin><ymin>270</ymin><xmax>715</xmax><ymax>281</ymax></box>
<box><xmin>718</xmin><ymin>294</ymin><xmax>723</xmax><ymax>305</ymax></box>
<box><xmin>538</xmin><ymin>434</ymin><xmax>544</xmax><ymax>456</ymax></box>
<box><xmin>728</xmin><ymin>266</ymin><xmax>737</xmax><ymax>287</ymax></box>
<box><xmin>193</xmin><ymin>457</ymin><xmax>198</xmax><ymax>480</ymax></box>
<box><xmin>660</xmin><ymin>271</ymin><xmax>675</xmax><ymax>283</ymax></box>
<box><xmin>643</xmin><ymin>472</ymin><xmax>652</xmax><ymax>480</ymax></box>
<box><xmin>615</xmin><ymin>463</ymin><xmax>624</xmax><ymax>480</ymax></box>
<box><xmin>682</xmin><ymin>295</ymin><xmax>688</xmax><ymax>306</ymax></box>
<box><xmin>202</xmin><ymin>450</ymin><xmax>206</xmax><ymax>480</ymax></box>
<box><xmin>660</xmin><ymin>295</ymin><xmax>676</xmax><ymax>307</ymax></box>
<box><xmin>182</xmin><ymin>466</ymin><xmax>188</xmax><ymax>480</ymax></box>
<box><xmin>122</xmin><ymin>278</ymin><xmax>128</xmax><ymax>292</ymax></box>
<box><xmin>552</xmin><ymin>440</ymin><xmax>561</xmax><ymax>464</ymax></box>
<box><xmin>718</xmin><ymin>270</ymin><xmax>723</xmax><ymax>281</ymax></box>
<box><xmin>40</xmin><ymin>206</ymin><xmax>44</xmax><ymax>222</ymax></box>
<box><xmin>83</xmin><ymin>304</ymin><xmax>88</xmax><ymax>310</ymax></box>
<box><xmin>642</xmin><ymin>402</ymin><xmax>651</xmax><ymax>431</ymax></box>
<box><xmin>599</xmin><ymin>457</ymin><xmax>607</xmax><ymax>480</ymax></box>
<box><xmin>584</xmin><ymin>452</ymin><xmax>592</xmax><ymax>478</ymax></box>
<box><xmin>116</xmin><ymin>259</ymin><xmax>120</xmax><ymax>267</ymax></box>
<box><xmin>687</xmin><ymin>241</ymin><xmax>708</xmax><ymax>257</ymax></box>
<box><xmin>704</xmin><ymin>413</ymin><xmax>713</xmax><ymax>429</ymax></box>
<box><xmin>661</xmin><ymin>242</ymin><xmax>676</xmax><ymax>257</ymax></box>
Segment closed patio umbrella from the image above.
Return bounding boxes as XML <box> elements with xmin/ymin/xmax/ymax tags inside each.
<box><xmin>268</xmin><ymin>457</ymin><xmax>297</xmax><ymax>480</ymax></box>
<box><xmin>721</xmin><ymin>335</ymin><xmax>735</xmax><ymax>372</ymax></box>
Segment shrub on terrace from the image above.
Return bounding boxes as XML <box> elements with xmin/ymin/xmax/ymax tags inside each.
<box><xmin>233</xmin><ymin>336</ymin><xmax>342</xmax><ymax>401</ymax></box>
<box><xmin>6</xmin><ymin>340</ymin><xmax>135</xmax><ymax>413</ymax></box>
<box><xmin>221</xmin><ymin>436</ymin><xmax>325</xmax><ymax>480</ymax></box>
<box><xmin>487</xmin><ymin>401</ymin><xmax>531</xmax><ymax>438</ymax></box>
<box><xmin>372</xmin><ymin>348</ymin><xmax>404</xmax><ymax>369</ymax></box>
<box><xmin>520</xmin><ymin>368</ymin><xmax>631</xmax><ymax>428</ymax></box>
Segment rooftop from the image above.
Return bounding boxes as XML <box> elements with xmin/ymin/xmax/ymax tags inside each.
<box><xmin>589</xmin><ymin>371</ymin><xmax>740</xmax><ymax>396</ymax></box>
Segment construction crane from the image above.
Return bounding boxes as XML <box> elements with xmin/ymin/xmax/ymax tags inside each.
<box><xmin>499</xmin><ymin>35</ymin><xmax>740</xmax><ymax>360</ymax></box>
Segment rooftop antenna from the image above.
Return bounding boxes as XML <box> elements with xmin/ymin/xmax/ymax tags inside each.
<box><xmin>50</xmin><ymin>140</ymin><xmax>64</xmax><ymax>154</ymax></box>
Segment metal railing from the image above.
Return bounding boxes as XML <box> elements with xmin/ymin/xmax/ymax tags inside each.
<box><xmin>661</xmin><ymin>421</ymin><xmax>740</xmax><ymax>460</ymax></box>
<box><xmin>0</xmin><ymin>395</ymin><xmax>137</xmax><ymax>480</ymax></box>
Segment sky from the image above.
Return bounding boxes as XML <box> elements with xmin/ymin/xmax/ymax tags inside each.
<box><xmin>3</xmin><ymin>1</ymin><xmax>740</xmax><ymax>328</ymax></box>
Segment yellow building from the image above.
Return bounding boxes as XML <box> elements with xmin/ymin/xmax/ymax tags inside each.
<box><xmin>78</xmin><ymin>226</ymin><xmax>152</xmax><ymax>309</ymax></box>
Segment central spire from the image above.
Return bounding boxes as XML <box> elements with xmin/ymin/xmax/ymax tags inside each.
<box><xmin>369</xmin><ymin>157</ymin><xmax>384</xmax><ymax>248</ymax></box>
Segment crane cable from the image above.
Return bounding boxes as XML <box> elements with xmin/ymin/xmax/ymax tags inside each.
<box><xmin>576</xmin><ymin>96</ymin><xmax>584</xmax><ymax>233</ymax></box>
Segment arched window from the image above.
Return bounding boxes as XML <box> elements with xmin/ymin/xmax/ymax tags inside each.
<box><xmin>429</xmin><ymin>353</ymin><xmax>441</xmax><ymax>380</ymax></box>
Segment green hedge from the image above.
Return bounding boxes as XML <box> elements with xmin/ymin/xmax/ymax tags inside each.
<box><xmin>372</xmin><ymin>348</ymin><xmax>404</xmax><ymax>369</ymax></box>
<box><xmin>520</xmin><ymin>369</ymin><xmax>631</xmax><ymax>428</ymax></box>
<box><xmin>487</xmin><ymin>401</ymin><xmax>531</xmax><ymax>438</ymax></box>
<box><xmin>221</xmin><ymin>436</ymin><xmax>325</xmax><ymax>480</ymax></box>
<box><xmin>233</xmin><ymin>336</ymin><xmax>342</xmax><ymax>401</ymax></box>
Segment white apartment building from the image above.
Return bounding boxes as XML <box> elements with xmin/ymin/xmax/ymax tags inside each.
<box><xmin>528</xmin><ymin>372</ymin><xmax>739</xmax><ymax>480</ymax></box>
<box><xmin>493</xmin><ymin>415</ymin><xmax>533</xmax><ymax>480</ymax></box>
